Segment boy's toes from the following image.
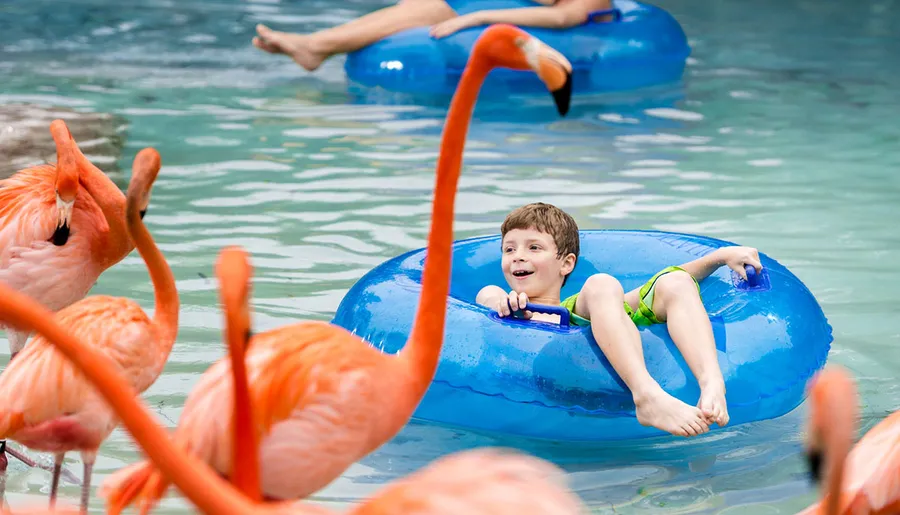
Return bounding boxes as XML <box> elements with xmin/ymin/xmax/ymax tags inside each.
<box><xmin>718</xmin><ymin>411</ymin><xmax>730</xmax><ymax>427</ymax></box>
<box><xmin>698</xmin><ymin>385</ymin><xmax>728</xmax><ymax>427</ymax></box>
<box><xmin>711</xmin><ymin>405</ymin><xmax>729</xmax><ymax>426</ymax></box>
<box><xmin>636</xmin><ymin>390</ymin><xmax>711</xmax><ymax>437</ymax></box>
<box><xmin>691</xmin><ymin>417</ymin><xmax>709</xmax><ymax>436</ymax></box>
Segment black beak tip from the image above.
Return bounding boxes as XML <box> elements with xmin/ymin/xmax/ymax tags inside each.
<box><xmin>50</xmin><ymin>223</ymin><xmax>71</xmax><ymax>246</ymax></box>
<box><xmin>551</xmin><ymin>72</ymin><xmax>573</xmax><ymax>117</ymax></box>
<box><xmin>805</xmin><ymin>450</ymin><xmax>823</xmax><ymax>484</ymax></box>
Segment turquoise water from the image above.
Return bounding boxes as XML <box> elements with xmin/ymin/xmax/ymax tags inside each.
<box><xmin>2</xmin><ymin>0</ymin><xmax>899</xmax><ymax>512</ymax></box>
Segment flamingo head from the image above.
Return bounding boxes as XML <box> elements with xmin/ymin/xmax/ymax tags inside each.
<box><xmin>473</xmin><ymin>24</ymin><xmax>573</xmax><ymax>116</ymax></box>
<box><xmin>48</xmin><ymin>120</ymin><xmax>80</xmax><ymax>245</ymax></box>
<box><xmin>216</xmin><ymin>246</ymin><xmax>254</xmax><ymax>356</ymax></box>
<box><xmin>804</xmin><ymin>366</ymin><xmax>858</xmax><ymax>490</ymax></box>
<box><xmin>125</xmin><ymin>148</ymin><xmax>162</xmax><ymax>223</ymax></box>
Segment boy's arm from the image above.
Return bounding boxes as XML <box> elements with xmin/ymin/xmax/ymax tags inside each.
<box><xmin>477</xmin><ymin>285</ymin><xmax>532</xmax><ymax>318</ymax></box>
<box><xmin>472</xmin><ymin>6</ymin><xmax>588</xmax><ymax>29</ymax></box>
<box><xmin>678</xmin><ymin>247</ymin><xmax>764</xmax><ymax>282</ymax></box>
<box><xmin>677</xmin><ymin>251</ymin><xmax>727</xmax><ymax>283</ymax></box>
<box><xmin>624</xmin><ymin>247</ymin><xmax>764</xmax><ymax>299</ymax></box>
<box><xmin>430</xmin><ymin>4</ymin><xmax>588</xmax><ymax>38</ymax></box>
<box><xmin>476</xmin><ymin>285</ymin><xmax>508</xmax><ymax>308</ymax></box>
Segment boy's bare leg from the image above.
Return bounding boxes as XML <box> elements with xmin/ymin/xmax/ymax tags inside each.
<box><xmin>252</xmin><ymin>0</ymin><xmax>457</xmax><ymax>71</ymax></box>
<box><xmin>575</xmin><ymin>274</ymin><xmax>709</xmax><ymax>437</ymax></box>
<box><xmin>650</xmin><ymin>271</ymin><xmax>729</xmax><ymax>426</ymax></box>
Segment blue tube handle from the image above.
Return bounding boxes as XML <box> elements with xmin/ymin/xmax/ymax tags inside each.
<box><xmin>507</xmin><ymin>300</ymin><xmax>571</xmax><ymax>328</ymax></box>
<box><xmin>587</xmin><ymin>8</ymin><xmax>622</xmax><ymax>23</ymax></box>
<box><xmin>744</xmin><ymin>264</ymin><xmax>760</xmax><ymax>287</ymax></box>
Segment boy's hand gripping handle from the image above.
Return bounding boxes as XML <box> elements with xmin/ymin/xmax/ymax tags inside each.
<box><xmin>507</xmin><ymin>300</ymin><xmax>572</xmax><ymax>328</ymax></box>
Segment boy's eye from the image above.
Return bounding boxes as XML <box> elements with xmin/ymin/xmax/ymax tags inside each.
<box><xmin>530</xmin><ymin>245</ymin><xmax>541</xmax><ymax>250</ymax></box>
<box><xmin>504</xmin><ymin>247</ymin><xmax>514</xmax><ymax>253</ymax></box>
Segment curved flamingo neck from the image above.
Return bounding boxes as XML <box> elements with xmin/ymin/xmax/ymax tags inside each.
<box><xmin>54</xmin><ymin>154</ymin><xmax>78</xmax><ymax>200</ymax></box>
<box><xmin>822</xmin><ymin>415</ymin><xmax>852</xmax><ymax>515</ymax></box>
<box><xmin>403</xmin><ymin>54</ymin><xmax>493</xmax><ymax>397</ymax></box>
<box><xmin>227</xmin><ymin>311</ymin><xmax>261</xmax><ymax>500</ymax></box>
<box><xmin>128</xmin><ymin>211</ymin><xmax>179</xmax><ymax>355</ymax></box>
<box><xmin>78</xmin><ymin>160</ymin><xmax>131</xmax><ymax>267</ymax></box>
<box><xmin>50</xmin><ymin>121</ymin><xmax>78</xmax><ymax>200</ymax></box>
<box><xmin>0</xmin><ymin>285</ymin><xmax>256</xmax><ymax>515</ymax></box>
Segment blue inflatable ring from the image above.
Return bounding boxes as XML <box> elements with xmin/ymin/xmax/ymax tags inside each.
<box><xmin>332</xmin><ymin>230</ymin><xmax>832</xmax><ymax>441</ymax></box>
<box><xmin>344</xmin><ymin>0</ymin><xmax>691</xmax><ymax>97</ymax></box>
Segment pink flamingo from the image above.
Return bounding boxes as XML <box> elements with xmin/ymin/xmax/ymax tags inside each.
<box><xmin>0</xmin><ymin>120</ymin><xmax>106</xmax><ymax>480</ymax></box>
<box><xmin>0</xmin><ymin>148</ymin><xmax>178</xmax><ymax>513</ymax></box>
<box><xmin>0</xmin><ymin>119</ymin><xmax>133</xmax><ymax>358</ymax></box>
<box><xmin>798</xmin><ymin>365</ymin><xmax>899</xmax><ymax>514</ymax></box>
<box><xmin>0</xmin><ymin>119</ymin><xmax>139</xmax><ymax>479</ymax></box>
<box><xmin>0</xmin><ymin>119</ymin><xmax>91</xmax><ymax>357</ymax></box>
<box><xmin>0</xmin><ymin>244</ymin><xmax>588</xmax><ymax>515</ymax></box>
<box><xmin>100</xmin><ymin>23</ymin><xmax>573</xmax><ymax>514</ymax></box>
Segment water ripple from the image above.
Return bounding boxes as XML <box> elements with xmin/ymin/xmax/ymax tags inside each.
<box><xmin>1</xmin><ymin>0</ymin><xmax>899</xmax><ymax>512</ymax></box>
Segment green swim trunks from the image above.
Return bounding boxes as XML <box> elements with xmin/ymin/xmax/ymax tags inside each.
<box><xmin>560</xmin><ymin>266</ymin><xmax>700</xmax><ymax>327</ymax></box>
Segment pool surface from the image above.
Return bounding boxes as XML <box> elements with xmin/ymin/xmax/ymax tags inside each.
<box><xmin>1</xmin><ymin>0</ymin><xmax>898</xmax><ymax>512</ymax></box>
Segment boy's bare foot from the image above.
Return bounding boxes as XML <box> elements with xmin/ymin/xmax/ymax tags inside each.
<box><xmin>634</xmin><ymin>386</ymin><xmax>709</xmax><ymax>437</ymax></box>
<box><xmin>252</xmin><ymin>24</ymin><xmax>327</xmax><ymax>72</ymax></box>
<box><xmin>698</xmin><ymin>380</ymin><xmax>729</xmax><ymax>427</ymax></box>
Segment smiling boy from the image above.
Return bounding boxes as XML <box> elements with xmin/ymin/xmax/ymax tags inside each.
<box><xmin>476</xmin><ymin>202</ymin><xmax>763</xmax><ymax>437</ymax></box>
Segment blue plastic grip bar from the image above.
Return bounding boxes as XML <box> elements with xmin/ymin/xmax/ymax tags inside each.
<box><xmin>508</xmin><ymin>300</ymin><xmax>571</xmax><ymax>328</ymax></box>
<box><xmin>587</xmin><ymin>8</ymin><xmax>622</xmax><ymax>23</ymax></box>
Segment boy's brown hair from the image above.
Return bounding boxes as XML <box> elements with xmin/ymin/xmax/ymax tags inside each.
<box><xmin>501</xmin><ymin>202</ymin><xmax>580</xmax><ymax>284</ymax></box>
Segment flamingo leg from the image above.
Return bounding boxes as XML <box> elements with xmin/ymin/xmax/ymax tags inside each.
<box><xmin>5</xmin><ymin>442</ymin><xmax>39</xmax><ymax>468</ymax></box>
<box><xmin>2</xmin><ymin>442</ymin><xmax>81</xmax><ymax>484</ymax></box>
<box><xmin>0</xmin><ymin>441</ymin><xmax>8</xmax><ymax>509</ymax></box>
<box><xmin>49</xmin><ymin>452</ymin><xmax>65</xmax><ymax>509</ymax></box>
<box><xmin>79</xmin><ymin>451</ymin><xmax>95</xmax><ymax>514</ymax></box>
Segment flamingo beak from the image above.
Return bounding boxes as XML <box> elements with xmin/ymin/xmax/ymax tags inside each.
<box><xmin>53</xmin><ymin>193</ymin><xmax>75</xmax><ymax>246</ymax></box>
<box><xmin>804</xmin><ymin>449</ymin><xmax>823</xmax><ymax>484</ymax></box>
<box><xmin>525</xmin><ymin>38</ymin><xmax>573</xmax><ymax>116</ymax></box>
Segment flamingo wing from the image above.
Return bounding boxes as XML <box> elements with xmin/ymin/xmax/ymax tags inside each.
<box><xmin>840</xmin><ymin>410</ymin><xmax>900</xmax><ymax>513</ymax></box>
<box><xmin>796</xmin><ymin>410</ymin><xmax>900</xmax><ymax>515</ymax></box>
<box><xmin>351</xmin><ymin>448</ymin><xmax>587</xmax><ymax>515</ymax></box>
<box><xmin>0</xmin><ymin>166</ymin><xmax>59</xmax><ymax>264</ymax></box>
<box><xmin>164</xmin><ymin>321</ymin><xmax>387</xmax><ymax>498</ymax></box>
<box><xmin>246</xmin><ymin>321</ymin><xmax>385</xmax><ymax>432</ymax></box>
<box><xmin>0</xmin><ymin>296</ymin><xmax>156</xmax><ymax>434</ymax></box>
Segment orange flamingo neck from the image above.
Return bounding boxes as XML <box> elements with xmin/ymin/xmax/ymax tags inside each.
<box><xmin>49</xmin><ymin>120</ymin><xmax>78</xmax><ymax>202</ymax></box>
<box><xmin>0</xmin><ymin>285</ymin><xmax>255</xmax><ymax>515</ymax></box>
<box><xmin>227</xmin><ymin>314</ymin><xmax>261</xmax><ymax>500</ymax></box>
<box><xmin>54</xmin><ymin>154</ymin><xmax>78</xmax><ymax>203</ymax></box>
<box><xmin>404</xmin><ymin>55</ymin><xmax>492</xmax><ymax>396</ymax></box>
<box><xmin>128</xmin><ymin>209</ymin><xmax>179</xmax><ymax>355</ymax></box>
<box><xmin>77</xmin><ymin>159</ymin><xmax>131</xmax><ymax>267</ymax></box>
<box><xmin>822</xmin><ymin>412</ymin><xmax>853</xmax><ymax>515</ymax></box>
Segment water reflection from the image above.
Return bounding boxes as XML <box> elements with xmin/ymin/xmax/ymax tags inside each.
<box><xmin>1</xmin><ymin>0</ymin><xmax>899</xmax><ymax>512</ymax></box>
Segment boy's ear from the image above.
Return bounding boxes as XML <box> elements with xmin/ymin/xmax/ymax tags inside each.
<box><xmin>560</xmin><ymin>253</ymin><xmax>577</xmax><ymax>276</ymax></box>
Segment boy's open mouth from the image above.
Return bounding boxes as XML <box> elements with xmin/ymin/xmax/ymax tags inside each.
<box><xmin>512</xmin><ymin>270</ymin><xmax>534</xmax><ymax>278</ymax></box>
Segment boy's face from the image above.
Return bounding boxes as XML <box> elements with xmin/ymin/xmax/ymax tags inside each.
<box><xmin>501</xmin><ymin>228</ymin><xmax>576</xmax><ymax>299</ymax></box>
